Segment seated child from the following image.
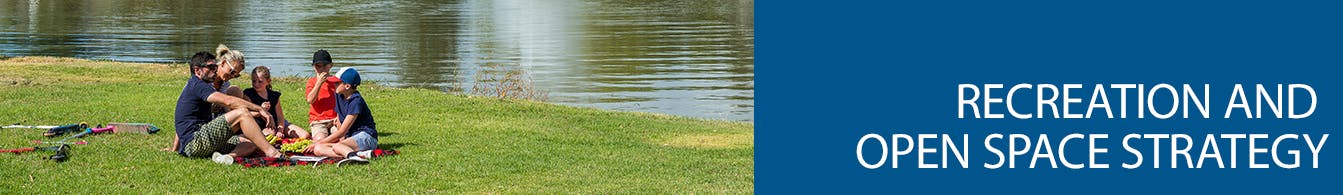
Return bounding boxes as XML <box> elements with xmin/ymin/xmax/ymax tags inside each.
<box><xmin>244</xmin><ymin>66</ymin><xmax>310</xmax><ymax>139</ymax></box>
<box><xmin>309</xmin><ymin>67</ymin><xmax>377</xmax><ymax>162</ymax></box>
<box><xmin>306</xmin><ymin>50</ymin><xmax>342</xmax><ymax>141</ymax></box>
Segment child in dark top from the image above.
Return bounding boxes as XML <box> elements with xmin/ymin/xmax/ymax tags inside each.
<box><xmin>307</xmin><ymin>67</ymin><xmax>377</xmax><ymax>162</ymax></box>
<box><xmin>244</xmin><ymin>66</ymin><xmax>309</xmax><ymax>139</ymax></box>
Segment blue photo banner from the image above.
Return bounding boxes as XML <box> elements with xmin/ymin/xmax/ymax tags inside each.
<box><xmin>759</xmin><ymin>0</ymin><xmax>1341</xmax><ymax>193</ymax></box>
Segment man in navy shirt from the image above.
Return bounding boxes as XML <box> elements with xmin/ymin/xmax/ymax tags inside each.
<box><xmin>309</xmin><ymin>67</ymin><xmax>378</xmax><ymax>162</ymax></box>
<box><xmin>171</xmin><ymin>51</ymin><xmax>282</xmax><ymax>162</ymax></box>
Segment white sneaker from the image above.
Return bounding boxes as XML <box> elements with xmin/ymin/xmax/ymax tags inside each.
<box><xmin>211</xmin><ymin>152</ymin><xmax>234</xmax><ymax>165</ymax></box>
<box><xmin>345</xmin><ymin>155</ymin><xmax>369</xmax><ymax>162</ymax></box>
<box><xmin>336</xmin><ymin>156</ymin><xmax>368</xmax><ymax>167</ymax></box>
<box><xmin>355</xmin><ymin>150</ymin><xmax>374</xmax><ymax>159</ymax></box>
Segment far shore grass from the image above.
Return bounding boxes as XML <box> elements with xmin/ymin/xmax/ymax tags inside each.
<box><xmin>0</xmin><ymin>56</ymin><xmax>753</xmax><ymax>193</ymax></box>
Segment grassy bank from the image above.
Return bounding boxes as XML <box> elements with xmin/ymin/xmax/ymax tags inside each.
<box><xmin>0</xmin><ymin>57</ymin><xmax>753</xmax><ymax>193</ymax></box>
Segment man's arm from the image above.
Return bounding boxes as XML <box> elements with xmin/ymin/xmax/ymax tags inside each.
<box><xmin>223</xmin><ymin>86</ymin><xmax>271</xmax><ymax>127</ymax></box>
<box><xmin>162</xmin><ymin>135</ymin><xmax>179</xmax><ymax>152</ymax></box>
<box><xmin>206</xmin><ymin>92</ymin><xmax>270</xmax><ymax>122</ymax></box>
<box><xmin>226</xmin><ymin>86</ymin><xmax>250</xmax><ymax>103</ymax></box>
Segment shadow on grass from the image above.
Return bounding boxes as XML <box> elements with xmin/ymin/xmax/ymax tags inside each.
<box><xmin>377</xmin><ymin>142</ymin><xmax>416</xmax><ymax>150</ymax></box>
<box><xmin>378</xmin><ymin>131</ymin><xmax>397</xmax><ymax>137</ymax></box>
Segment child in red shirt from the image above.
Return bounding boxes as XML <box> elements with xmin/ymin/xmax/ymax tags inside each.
<box><xmin>305</xmin><ymin>50</ymin><xmax>342</xmax><ymax>141</ymax></box>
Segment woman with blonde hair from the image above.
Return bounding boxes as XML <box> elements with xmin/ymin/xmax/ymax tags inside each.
<box><xmin>209</xmin><ymin>44</ymin><xmax>251</xmax><ymax>117</ymax></box>
<box><xmin>215</xmin><ymin>44</ymin><xmax>245</xmax><ymax>81</ymax></box>
<box><xmin>203</xmin><ymin>44</ymin><xmax>279</xmax><ymax>164</ymax></box>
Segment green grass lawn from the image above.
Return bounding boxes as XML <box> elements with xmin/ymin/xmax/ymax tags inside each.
<box><xmin>0</xmin><ymin>57</ymin><xmax>753</xmax><ymax>193</ymax></box>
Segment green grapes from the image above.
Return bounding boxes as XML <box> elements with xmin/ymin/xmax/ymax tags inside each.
<box><xmin>279</xmin><ymin>138</ymin><xmax>313</xmax><ymax>153</ymax></box>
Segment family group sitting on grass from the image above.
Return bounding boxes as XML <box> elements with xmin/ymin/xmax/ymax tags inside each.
<box><xmin>165</xmin><ymin>44</ymin><xmax>379</xmax><ymax>165</ymax></box>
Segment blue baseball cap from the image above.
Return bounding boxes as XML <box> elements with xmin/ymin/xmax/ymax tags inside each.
<box><xmin>335</xmin><ymin>67</ymin><xmax>360</xmax><ymax>86</ymax></box>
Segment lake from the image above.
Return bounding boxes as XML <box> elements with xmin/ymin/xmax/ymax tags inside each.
<box><xmin>0</xmin><ymin>0</ymin><xmax>754</xmax><ymax>121</ymax></box>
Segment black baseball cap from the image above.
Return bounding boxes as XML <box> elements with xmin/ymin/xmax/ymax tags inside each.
<box><xmin>313</xmin><ymin>50</ymin><xmax>332</xmax><ymax>65</ymax></box>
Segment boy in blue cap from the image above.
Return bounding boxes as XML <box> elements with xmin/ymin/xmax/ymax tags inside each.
<box><xmin>308</xmin><ymin>67</ymin><xmax>378</xmax><ymax>161</ymax></box>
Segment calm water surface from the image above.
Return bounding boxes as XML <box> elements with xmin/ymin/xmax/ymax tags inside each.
<box><xmin>0</xmin><ymin>0</ymin><xmax>754</xmax><ymax>121</ymax></box>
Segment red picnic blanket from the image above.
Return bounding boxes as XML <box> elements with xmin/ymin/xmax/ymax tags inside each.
<box><xmin>233</xmin><ymin>149</ymin><xmax>399</xmax><ymax>168</ymax></box>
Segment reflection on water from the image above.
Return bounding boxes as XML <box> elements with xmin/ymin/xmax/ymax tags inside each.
<box><xmin>0</xmin><ymin>0</ymin><xmax>754</xmax><ymax>121</ymax></box>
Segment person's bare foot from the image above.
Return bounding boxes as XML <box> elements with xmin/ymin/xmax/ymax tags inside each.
<box><xmin>265</xmin><ymin>150</ymin><xmax>284</xmax><ymax>159</ymax></box>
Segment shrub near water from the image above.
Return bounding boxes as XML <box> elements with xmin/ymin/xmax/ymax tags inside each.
<box><xmin>0</xmin><ymin>57</ymin><xmax>753</xmax><ymax>193</ymax></box>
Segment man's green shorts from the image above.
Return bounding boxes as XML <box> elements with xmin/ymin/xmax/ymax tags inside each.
<box><xmin>182</xmin><ymin>115</ymin><xmax>239</xmax><ymax>158</ymax></box>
